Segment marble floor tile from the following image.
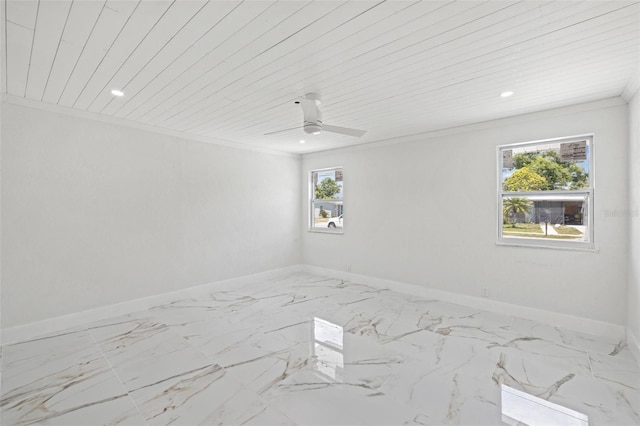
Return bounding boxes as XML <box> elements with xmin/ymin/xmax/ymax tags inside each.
<box><xmin>129</xmin><ymin>363</ymin><xmax>292</xmax><ymax>426</ymax></box>
<box><xmin>220</xmin><ymin>323</ymin><xmax>407</xmax><ymax>399</ymax></box>
<box><xmin>492</xmin><ymin>348</ymin><xmax>640</xmax><ymax>425</ymax></box>
<box><xmin>1</xmin><ymin>271</ymin><xmax>639</xmax><ymax>425</ymax></box>
<box><xmin>338</xmin><ymin>296</ymin><xmax>518</xmax><ymax>352</ymax></box>
<box><xmin>379</xmin><ymin>338</ymin><xmax>503</xmax><ymax>425</ymax></box>
<box><xmin>88</xmin><ymin>315</ymin><xmax>214</xmax><ymax>392</ymax></box>
<box><xmin>0</xmin><ymin>330</ymin><xmax>145</xmax><ymax>425</ymax></box>
<box><xmin>149</xmin><ymin>292</ymin><xmax>259</xmax><ymax>328</ymax></box>
<box><xmin>260</xmin><ymin>369</ymin><xmax>429</xmax><ymax>426</ymax></box>
<box><xmin>508</xmin><ymin>316</ymin><xmax>629</xmax><ymax>356</ymax></box>
<box><xmin>487</xmin><ymin>336</ymin><xmax>594</xmax><ymax>379</ymax></box>
<box><xmin>589</xmin><ymin>350</ymin><xmax>640</xmax><ymax>391</ymax></box>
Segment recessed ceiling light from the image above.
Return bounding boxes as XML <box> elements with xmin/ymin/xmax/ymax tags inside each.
<box><xmin>500</xmin><ymin>91</ymin><xmax>514</xmax><ymax>98</ymax></box>
<box><xmin>111</xmin><ymin>89</ymin><xmax>124</xmax><ymax>97</ymax></box>
<box><xmin>299</xmin><ymin>139</ymin><xmax>306</xmax><ymax>144</ymax></box>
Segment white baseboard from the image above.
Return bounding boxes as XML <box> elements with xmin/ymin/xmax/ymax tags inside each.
<box><xmin>302</xmin><ymin>265</ymin><xmax>627</xmax><ymax>341</ymax></box>
<box><xmin>2</xmin><ymin>264</ymin><xmax>627</xmax><ymax>347</ymax></box>
<box><xmin>1</xmin><ymin>265</ymin><xmax>304</xmax><ymax>346</ymax></box>
<box><xmin>627</xmin><ymin>327</ymin><xmax>640</xmax><ymax>366</ymax></box>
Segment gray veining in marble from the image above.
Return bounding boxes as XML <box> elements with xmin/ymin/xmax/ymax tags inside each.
<box><xmin>1</xmin><ymin>271</ymin><xmax>638</xmax><ymax>425</ymax></box>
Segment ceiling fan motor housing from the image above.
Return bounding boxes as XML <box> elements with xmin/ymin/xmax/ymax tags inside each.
<box><xmin>264</xmin><ymin>93</ymin><xmax>365</xmax><ymax>137</ymax></box>
<box><xmin>304</xmin><ymin>123</ymin><xmax>322</xmax><ymax>135</ymax></box>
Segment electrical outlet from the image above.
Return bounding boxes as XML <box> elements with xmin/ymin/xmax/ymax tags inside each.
<box><xmin>481</xmin><ymin>287</ymin><xmax>489</xmax><ymax>297</ymax></box>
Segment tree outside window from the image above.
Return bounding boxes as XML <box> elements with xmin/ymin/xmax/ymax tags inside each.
<box><xmin>310</xmin><ymin>168</ymin><xmax>343</xmax><ymax>233</ymax></box>
<box><xmin>498</xmin><ymin>136</ymin><xmax>593</xmax><ymax>248</ymax></box>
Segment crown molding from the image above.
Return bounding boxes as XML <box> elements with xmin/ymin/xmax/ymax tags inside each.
<box><xmin>303</xmin><ymin>96</ymin><xmax>627</xmax><ymax>158</ymax></box>
<box><xmin>622</xmin><ymin>67</ymin><xmax>639</xmax><ymax>102</ymax></box>
<box><xmin>1</xmin><ymin>94</ymin><xmax>299</xmax><ymax>159</ymax></box>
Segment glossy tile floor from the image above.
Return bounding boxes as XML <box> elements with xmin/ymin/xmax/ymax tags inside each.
<box><xmin>1</xmin><ymin>272</ymin><xmax>639</xmax><ymax>425</ymax></box>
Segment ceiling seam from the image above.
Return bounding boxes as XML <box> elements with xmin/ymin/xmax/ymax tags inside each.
<box><xmin>71</xmin><ymin>0</ymin><xmax>144</xmax><ymax>108</ymax></box>
<box><xmin>56</xmin><ymin>0</ymin><xmax>107</xmax><ymax>104</ymax></box>
<box><xmin>108</xmin><ymin>1</ymin><xmax>246</xmax><ymax>118</ymax></box>
<box><xmin>98</xmin><ymin>0</ymin><xmax>212</xmax><ymax>115</ymax></box>
<box><xmin>116</xmin><ymin>1</ymin><xmax>255</xmax><ymax>118</ymax></box>
<box><xmin>178</xmin><ymin>2</ymin><xmax>488</xmax><ymax>133</ymax></box>
<box><xmin>41</xmin><ymin>0</ymin><xmax>74</xmax><ymax>101</ymax></box>
<box><xmin>328</xmin><ymin>25</ymin><xmax>640</xmax><ymax>123</ymax></box>
<box><xmin>4</xmin><ymin>0</ymin><xmax>8</xmax><ymax>93</ymax></box>
<box><xmin>157</xmin><ymin>0</ymin><xmax>343</xmax><ymax>127</ymax></box>
<box><xmin>23</xmin><ymin>0</ymin><xmax>40</xmax><ymax>97</ymax></box>
<box><xmin>177</xmin><ymin>0</ymin><xmax>396</xmax><ymax>134</ymax></box>
<box><xmin>83</xmin><ymin>0</ymin><xmax>179</xmax><ymax>111</ymax></box>
<box><xmin>296</xmin><ymin>3</ymin><xmax>639</xmax><ymax>122</ymax></box>
<box><xmin>135</xmin><ymin>1</ymin><xmax>284</xmax><ymax>124</ymax></box>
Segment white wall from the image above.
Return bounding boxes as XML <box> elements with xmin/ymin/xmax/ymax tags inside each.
<box><xmin>302</xmin><ymin>98</ymin><xmax>629</xmax><ymax>326</ymax></box>
<box><xmin>628</xmin><ymin>91</ymin><xmax>640</xmax><ymax>353</ymax></box>
<box><xmin>1</xmin><ymin>101</ymin><xmax>302</xmax><ymax>327</ymax></box>
<box><xmin>2</xmin><ymin>96</ymin><xmax>632</xmax><ymax>333</ymax></box>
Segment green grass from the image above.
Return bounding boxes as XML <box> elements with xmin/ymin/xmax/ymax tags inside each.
<box><xmin>502</xmin><ymin>223</ymin><xmax>543</xmax><ymax>233</ymax></box>
<box><xmin>541</xmin><ymin>234</ymin><xmax>582</xmax><ymax>239</ymax></box>
<box><xmin>554</xmin><ymin>225</ymin><xmax>582</xmax><ymax>235</ymax></box>
<box><xmin>503</xmin><ymin>223</ymin><xmax>582</xmax><ymax>240</ymax></box>
<box><xmin>503</xmin><ymin>234</ymin><xmax>582</xmax><ymax>240</ymax></box>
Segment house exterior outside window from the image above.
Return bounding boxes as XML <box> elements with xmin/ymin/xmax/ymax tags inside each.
<box><xmin>498</xmin><ymin>135</ymin><xmax>594</xmax><ymax>250</ymax></box>
<box><xmin>310</xmin><ymin>167</ymin><xmax>343</xmax><ymax>233</ymax></box>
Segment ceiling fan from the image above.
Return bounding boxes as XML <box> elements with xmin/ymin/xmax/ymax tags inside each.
<box><xmin>264</xmin><ymin>93</ymin><xmax>367</xmax><ymax>137</ymax></box>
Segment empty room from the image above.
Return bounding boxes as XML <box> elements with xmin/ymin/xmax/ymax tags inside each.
<box><xmin>1</xmin><ymin>0</ymin><xmax>639</xmax><ymax>425</ymax></box>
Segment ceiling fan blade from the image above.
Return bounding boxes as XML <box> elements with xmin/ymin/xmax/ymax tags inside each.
<box><xmin>322</xmin><ymin>124</ymin><xmax>367</xmax><ymax>137</ymax></box>
<box><xmin>264</xmin><ymin>125</ymin><xmax>304</xmax><ymax>136</ymax></box>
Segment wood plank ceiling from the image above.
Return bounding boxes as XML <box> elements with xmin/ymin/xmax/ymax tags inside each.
<box><xmin>3</xmin><ymin>0</ymin><xmax>639</xmax><ymax>153</ymax></box>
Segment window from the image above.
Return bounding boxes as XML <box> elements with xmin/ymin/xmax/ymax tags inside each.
<box><xmin>310</xmin><ymin>167</ymin><xmax>343</xmax><ymax>233</ymax></box>
<box><xmin>498</xmin><ymin>135</ymin><xmax>594</xmax><ymax>249</ymax></box>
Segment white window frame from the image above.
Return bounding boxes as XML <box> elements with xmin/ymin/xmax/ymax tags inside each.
<box><xmin>497</xmin><ymin>134</ymin><xmax>595</xmax><ymax>251</ymax></box>
<box><xmin>309</xmin><ymin>166</ymin><xmax>344</xmax><ymax>234</ymax></box>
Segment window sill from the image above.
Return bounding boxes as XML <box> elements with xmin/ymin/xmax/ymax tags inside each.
<box><xmin>308</xmin><ymin>228</ymin><xmax>344</xmax><ymax>235</ymax></box>
<box><xmin>496</xmin><ymin>239</ymin><xmax>598</xmax><ymax>253</ymax></box>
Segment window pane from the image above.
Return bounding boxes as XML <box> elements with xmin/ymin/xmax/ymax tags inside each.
<box><xmin>311</xmin><ymin>201</ymin><xmax>343</xmax><ymax>230</ymax></box>
<box><xmin>501</xmin><ymin>194</ymin><xmax>589</xmax><ymax>242</ymax></box>
<box><xmin>502</xmin><ymin>140</ymin><xmax>590</xmax><ymax>192</ymax></box>
<box><xmin>310</xmin><ymin>167</ymin><xmax>343</xmax><ymax>232</ymax></box>
<box><xmin>313</xmin><ymin>169</ymin><xmax>343</xmax><ymax>200</ymax></box>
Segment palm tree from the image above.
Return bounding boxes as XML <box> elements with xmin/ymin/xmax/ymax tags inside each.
<box><xmin>503</xmin><ymin>197</ymin><xmax>532</xmax><ymax>227</ymax></box>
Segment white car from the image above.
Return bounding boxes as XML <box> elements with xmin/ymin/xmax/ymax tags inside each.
<box><xmin>327</xmin><ymin>214</ymin><xmax>343</xmax><ymax>228</ymax></box>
